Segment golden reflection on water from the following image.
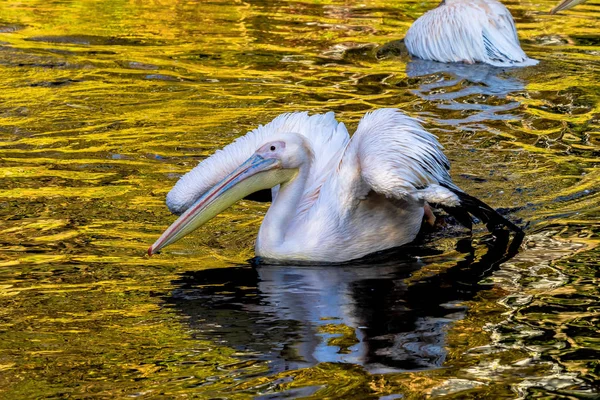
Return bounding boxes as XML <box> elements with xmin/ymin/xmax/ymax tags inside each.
<box><xmin>0</xmin><ymin>0</ymin><xmax>599</xmax><ymax>398</ymax></box>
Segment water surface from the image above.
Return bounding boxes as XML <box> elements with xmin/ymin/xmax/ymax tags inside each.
<box><xmin>0</xmin><ymin>0</ymin><xmax>598</xmax><ymax>398</ymax></box>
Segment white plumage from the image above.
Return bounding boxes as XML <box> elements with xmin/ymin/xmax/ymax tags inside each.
<box><xmin>166</xmin><ymin>112</ymin><xmax>349</xmax><ymax>215</ymax></box>
<box><xmin>405</xmin><ymin>0</ymin><xmax>538</xmax><ymax>67</ymax></box>
<box><xmin>256</xmin><ymin>110</ymin><xmax>454</xmax><ymax>261</ymax></box>
<box><xmin>152</xmin><ymin>109</ymin><xmax>520</xmax><ymax>262</ymax></box>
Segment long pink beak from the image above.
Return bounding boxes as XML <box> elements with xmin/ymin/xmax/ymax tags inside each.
<box><xmin>550</xmin><ymin>0</ymin><xmax>585</xmax><ymax>14</ymax></box>
<box><xmin>148</xmin><ymin>154</ymin><xmax>278</xmax><ymax>256</ymax></box>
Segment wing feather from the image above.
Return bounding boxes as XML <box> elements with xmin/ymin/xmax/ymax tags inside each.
<box><xmin>325</xmin><ymin>108</ymin><xmax>521</xmax><ymax>233</ymax></box>
<box><xmin>337</xmin><ymin>108</ymin><xmax>455</xmax><ymax>204</ymax></box>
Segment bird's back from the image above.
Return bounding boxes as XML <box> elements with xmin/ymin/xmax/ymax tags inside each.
<box><xmin>273</xmin><ymin>110</ymin><xmax>439</xmax><ymax>262</ymax></box>
<box><xmin>405</xmin><ymin>0</ymin><xmax>538</xmax><ymax>67</ymax></box>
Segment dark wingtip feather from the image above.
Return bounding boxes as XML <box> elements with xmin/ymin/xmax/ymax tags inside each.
<box><xmin>440</xmin><ymin>206</ymin><xmax>473</xmax><ymax>231</ymax></box>
<box><xmin>439</xmin><ymin>184</ymin><xmax>523</xmax><ymax>234</ymax></box>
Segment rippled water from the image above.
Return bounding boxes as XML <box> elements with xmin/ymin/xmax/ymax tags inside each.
<box><xmin>0</xmin><ymin>0</ymin><xmax>598</xmax><ymax>398</ymax></box>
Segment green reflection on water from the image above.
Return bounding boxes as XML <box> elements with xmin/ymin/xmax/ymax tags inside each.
<box><xmin>0</xmin><ymin>0</ymin><xmax>598</xmax><ymax>398</ymax></box>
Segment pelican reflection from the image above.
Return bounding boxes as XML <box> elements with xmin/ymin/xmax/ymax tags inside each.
<box><xmin>166</xmin><ymin>232</ymin><xmax>522</xmax><ymax>374</ymax></box>
<box><xmin>406</xmin><ymin>59</ymin><xmax>526</xmax><ymax>126</ymax></box>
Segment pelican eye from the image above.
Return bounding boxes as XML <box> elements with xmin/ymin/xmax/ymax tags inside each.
<box><xmin>270</xmin><ymin>145</ymin><xmax>276</xmax><ymax>151</ymax></box>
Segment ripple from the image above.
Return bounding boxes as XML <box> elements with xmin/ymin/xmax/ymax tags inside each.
<box><xmin>0</xmin><ymin>0</ymin><xmax>598</xmax><ymax>398</ymax></box>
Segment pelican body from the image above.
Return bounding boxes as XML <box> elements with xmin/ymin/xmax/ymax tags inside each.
<box><xmin>405</xmin><ymin>0</ymin><xmax>538</xmax><ymax>67</ymax></box>
<box><xmin>149</xmin><ymin>109</ymin><xmax>520</xmax><ymax>262</ymax></box>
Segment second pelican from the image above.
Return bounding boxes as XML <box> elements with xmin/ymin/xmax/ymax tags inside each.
<box><xmin>405</xmin><ymin>0</ymin><xmax>538</xmax><ymax>67</ymax></box>
<box><xmin>149</xmin><ymin>109</ymin><xmax>521</xmax><ymax>262</ymax></box>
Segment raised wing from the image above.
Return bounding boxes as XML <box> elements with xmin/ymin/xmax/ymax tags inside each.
<box><xmin>334</xmin><ymin>108</ymin><xmax>521</xmax><ymax>232</ymax></box>
<box><xmin>339</xmin><ymin>108</ymin><xmax>455</xmax><ymax>201</ymax></box>
<box><xmin>166</xmin><ymin>112</ymin><xmax>349</xmax><ymax>215</ymax></box>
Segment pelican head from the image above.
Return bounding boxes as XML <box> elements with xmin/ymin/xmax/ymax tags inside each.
<box><xmin>148</xmin><ymin>133</ymin><xmax>311</xmax><ymax>255</ymax></box>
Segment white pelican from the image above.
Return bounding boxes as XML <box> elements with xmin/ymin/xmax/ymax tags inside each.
<box><xmin>405</xmin><ymin>0</ymin><xmax>539</xmax><ymax>67</ymax></box>
<box><xmin>550</xmin><ymin>0</ymin><xmax>586</xmax><ymax>13</ymax></box>
<box><xmin>149</xmin><ymin>109</ymin><xmax>521</xmax><ymax>262</ymax></box>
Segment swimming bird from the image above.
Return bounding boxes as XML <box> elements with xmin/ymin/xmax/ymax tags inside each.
<box><xmin>148</xmin><ymin>109</ymin><xmax>521</xmax><ymax>262</ymax></box>
<box><xmin>405</xmin><ymin>0</ymin><xmax>538</xmax><ymax>67</ymax></box>
<box><xmin>550</xmin><ymin>0</ymin><xmax>586</xmax><ymax>13</ymax></box>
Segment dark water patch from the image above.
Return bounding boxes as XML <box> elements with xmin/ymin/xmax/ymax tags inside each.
<box><xmin>376</xmin><ymin>40</ymin><xmax>409</xmax><ymax>60</ymax></box>
<box><xmin>179</xmin><ymin>50</ymin><xmax>294</xmax><ymax>70</ymax></box>
<box><xmin>40</xmin><ymin>48</ymin><xmax>111</xmax><ymax>59</ymax></box>
<box><xmin>0</xmin><ymin>106</ymin><xmax>30</xmax><ymax>117</ymax></box>
<box><xmin>16</xmin><ymin>61</ymin><xmax>68</xmax><ymax>69</ymax></box>
<box><xmin>530</xmin><ymin>87</ymin><xmax>596</xmax><ymax>116</ymax></box>
<box><xmin>144</xmin><ymin>74</ymin><xmax>181</xmax><ymax>82</ymax></box>
<box><xmin>552</xmin><ymin>189</ymin><xmax>595</xmax><ymax>204</ymax></box>
<box><xmin>338</xmin><ymin>43</ymin><xmax>378</xmax><ymax>64</ymax></box>
<box><xmin>118</xmin><ymin>61</ymin><xmax>159</xmax><ymax>70</ymax></box>
<box><xmin>0</xmin><ymin>47</ymin><xmax>69</xmax><ymax>69</ymax></box>
<box><xmin>356</xmin><ymin>73</ymin><xmax>394</xmax><ymax>85</ymax></box>
<box><xmin>255</xmin><ymin>385</ymin><xmax>323</xmax><ymax>399</ymax></box>
<box><xmin>352</xmin><ymin>73</ymin><xmax>394</xmax><ymax>95</ymax></box>
<box><xmin>572</xmin><ymin>35</ymin><xmax>600</xmax><ymax>46</ymax></box>
<box><xmin>172</xmin><ymin>52</ymin><xmax>222</xmax><ymax>61</ymax></box>
<box><xmin>29</xmin><ymin>79</ymin><xmax>82</xmax><ymax>88</ymax></box>
<box><xmin>26</xmin><ymin>35</ymin><xmax>169</xmax><ymax>47</ymax></box>
<box><xmin>0</xmin><ymin>23</ymin><xmax>25</xmax><ymax>33</ymax></box>
<box><xmin>507</xmin><ymin>6</ymin><xmax>538</xmax><ymax>24</ymax></box>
